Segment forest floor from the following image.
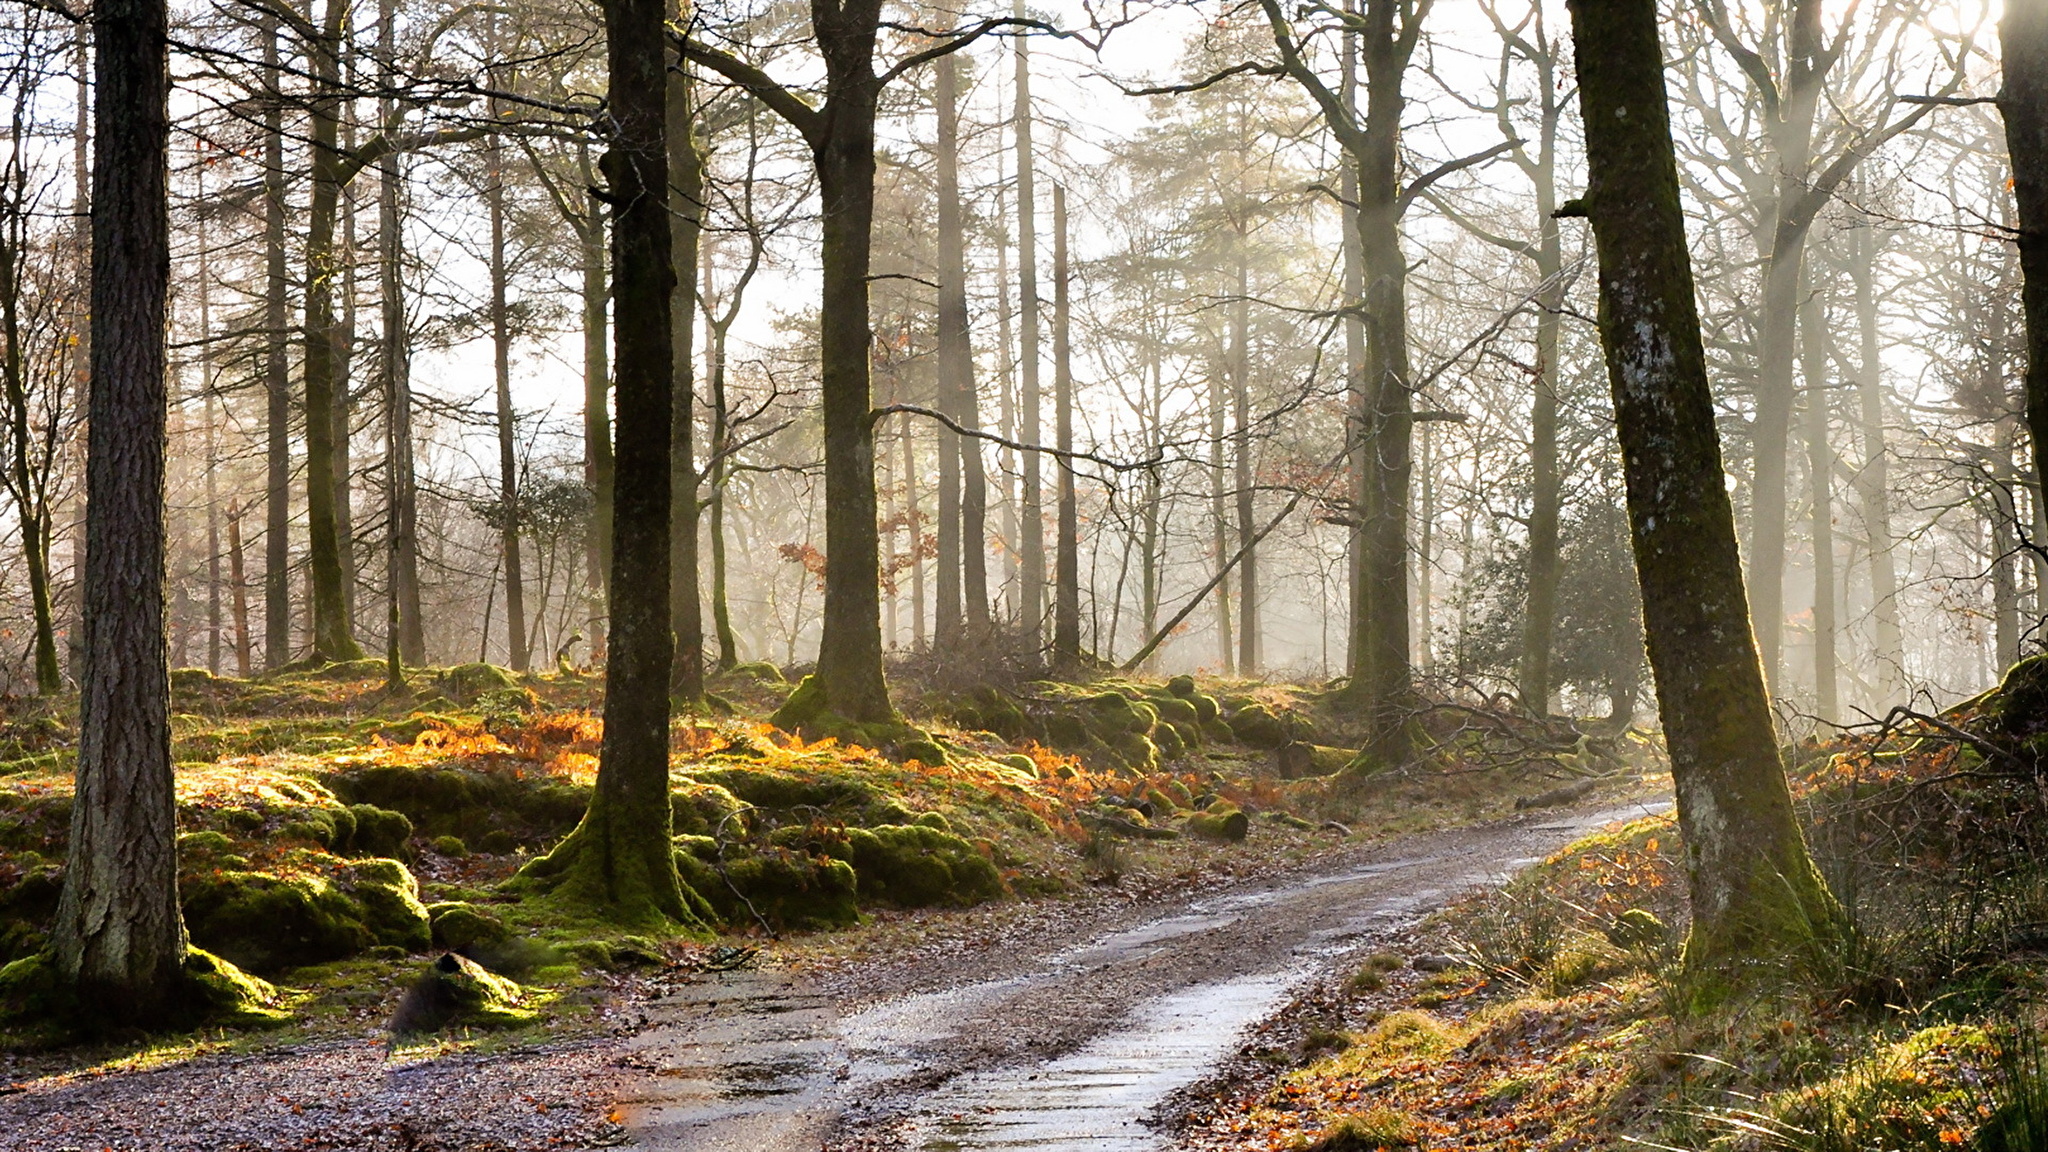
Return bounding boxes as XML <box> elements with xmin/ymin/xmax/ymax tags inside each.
<box><xmin>0</xmin><ymin>656</ymin><xmax>1662</xmax><ymax>1150</ymax></box>
<box><xmin>1169</xmin><ymin>666</ymin><xmax>2048</xmax><ymax>1152</ymax></box>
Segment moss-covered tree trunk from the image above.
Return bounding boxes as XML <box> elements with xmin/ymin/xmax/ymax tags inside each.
<box><xmin>53</xmin><ymin>0</ymin><xmax>189</xmax><ymax>1016</ymax></box>
<box><xmin>1566</xmin><ymin>0</ymin><xmax>1838</xmax><ymax>964</ymax></box>
<box><xmin>2006</xmin><ymin>0</ymin><xmax>2048</xmax><ymax>522</ymax></box>
<box><xmin>523</xmin><ymin>0</ymin><xmax>699</xmax><ymax>927</ymax></box>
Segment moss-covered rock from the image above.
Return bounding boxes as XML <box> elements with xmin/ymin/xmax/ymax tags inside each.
<box><xmin>674</xmin><ymin>848</ymin><xmax>860</xmax><ymax>931</ymax></box>
<box><xmin>428</xmin><ymin>902</ymin><xmax>511</xmax><ymax>952</ymax></box>
<box><xmin>897</xmin><ymin>737</ymin><xmax>950</xmax><ymax>767</ymax></box>
<box><xmin>1226</xmin><ymin>703</ymin><xmax>1289</xmax><ymax>748</ymax></box>
<box><xmin>328</xmin><ymin>762</ymin><xmax>588</xmax><ymax>848</ymax></box>
<box><xmin>1166</xmin><ymin>674</ymin><xmax>1198</xmax><ymax>699</ymax></box>
<box><xmin>819</xmin><ymin>824</ymin><xmax>1004</xmax><ymax>908</ymax></box>
<box><xmin>391</xmin><ymin>952</ymin><xmax>537</xmax><ymax>1033</ymax></box>
<box><xmin>686</xmin><ymin>765</ymin><xmax>883</xmax><ymax>821</ymax></box>
<box><xmin>1187</xmin><ymin>803</ymin><xmax>1250</xmax><ymax>842</ymax></box>
<box><xmin>728</xmin><ymin>661</ymin><xmax>788</xmax><ymax>685</ymax></box>
<box><xmin>1111</xmin><ymin>730</ymin><xmax>1160</xmax><ymax>773</ymax></box>
<box><xmin>996</xmin><ymin>753</ymin><xmax>1039</xmax><ymax>777</ymax></box>
<box><xmin>436</xmin><ymin>662</ymin><xmax>517</xmax><ymax>704</ymax></box>
<box><xmin>182</xmin><ymin>857</ymin><xmax>429</xmax><ymax>974</ymax></box>
<box><xmin>671</xmin><ymin>780</ymin><xmax>748</xmax><ymax>837</ymax></box>
<box><xmin>0</xmin><ymin>947</ymin><xmax>283</xmax><ymax>1031</ymax></box>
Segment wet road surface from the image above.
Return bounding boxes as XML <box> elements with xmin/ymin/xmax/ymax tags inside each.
<box><xmin>618</xmin><ymin>800</ymin><xmax>1666</xmax><ymax>1151</ymax></box>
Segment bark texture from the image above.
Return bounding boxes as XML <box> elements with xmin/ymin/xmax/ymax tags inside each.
<box><xmin>2007</xmin><ymin>0</ymin><xmax>2048</xmax><ymax>543</ymax></box>
<box><xmin>524</xmin><ymin>0</ymin><xmax>696</xmax><ymax>925</ymax></box>
<box><xmin>1567</xmin><ymin>0</ymin><xmax>1837</xmax><ymax>964</ymax></box>
<box><xmin>54</xmin><ymin>0</ymin><xmax>189</xmax><ymax>1016</ymax></box>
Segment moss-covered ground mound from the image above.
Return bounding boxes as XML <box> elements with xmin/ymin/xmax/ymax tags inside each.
<box><xmin>1</xmin><ymin>659</ymin><xmax>1646</xmax><ymax>1067</ymax></box>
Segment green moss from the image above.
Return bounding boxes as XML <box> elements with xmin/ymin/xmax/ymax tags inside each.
<box><xmin>675</xmin><ymin>848</ymin><xmax>860</xmax><ymax>931</ymax></box>
<box><xmin>0</xmin><ymin>947</ymin><xmax>283</xmax><ymax>1032</ymax></box>
<box><xmin>897</xmin><ymin>738</ymin><xmax>950</xmax><ymax>767</ymax></box>
<box><xmin>182</xmin><ymin>857</ymin><xmax>429</xmax><ymax>974</ymax></box>
<box><xmin>912</xmin><ymin>810</ymin><xmax>952</xmax><ymax>832</ymax></box>
<box><xmin>1152</xmin><ymin>723</ymin><xmax>1185</xmax><ymax>759</ymax></box>
<box><xmin>769</xmin><ymin>673</ymin><xmax>828</xmax><ymax>728</ymax></box>
<box><xmin>996</xmin><ymin>753</ymin><xmax>1039</xmax><ymax>777</ymax></box>
<box><xmin>1043</xmin><ymin>713</ymin><xmax>1091</xmax><ymax>750</ymax></box>
<box><xmin>816</xmin><ymin>824</ymin><xmax>1003</xmax><ymax>908</ymax></box>
<box><xmin>670</xmin><ymin>781</ymin><xmax>747</xmax><ymax>837</ymax></box>
<box><xmin>1166</xmin><ymin>674</ymin><xmax>1197</xmax><ymax>698</ymax></box>
<box><xmin>328</xmin><ymin>762</ymin><xmax>587</xmax><ymax>848</ymax></box>
<box><xmin>1226</xmin><ymin>703</ymin><xmax>1289</xmax><ymax>748</ymax></box>
<box><xmin>686</xmin><ymin>765</ymin><xmax>882</xmax><ymax>820</ymax></box>
<box><xmin>1111</xmin><ymin>731</ymin><xmax>1160</xmax><ymax>773</ymax></box>
<box><xmin>182</xmin><ymin>948</ymin><xmax>289</xmax><ymax>1025</ymax></box>
<box><xmin>435</xmin><ymin>662</ymin><xmax>516</xmax><ymax>703</ymax></box>
<box><xmin>729</xmin><ymin>661</ymin><xmax>787</xmax><ymax>685</ymax></box>
<box><xmin>1187</xmin><ymin>803</ymin><xmax>1250</xmax><ymax>842</ymax></box>
<box><xmin>430</xmin><ymin>834</ymin><xmax>468</xmax><ymax>858</ymax></box>
<box><xmin>427</xmin><ymin>902</ymin><xmax>510</xmax><ymax>951</ymax></box>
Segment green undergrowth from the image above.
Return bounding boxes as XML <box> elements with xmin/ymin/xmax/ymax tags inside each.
<box><xmin>1218</xmin><ymin>658</ymin><xmax>2048</xmax><ymax>1151</ymax></box>
<box><xmin>0</xmin><ymin>659</ymin><xmax>1640</xmax><ymax>1066</ymax></box>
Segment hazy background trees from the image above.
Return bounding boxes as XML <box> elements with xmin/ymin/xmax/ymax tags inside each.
<box><xmin>0</xmin><ymin>0</ymin><xmax>2031</xmax><ymax>735</ymax></box>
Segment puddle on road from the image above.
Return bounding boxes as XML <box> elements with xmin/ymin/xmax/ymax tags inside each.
<box><xmin>908</xmin><ymin>971</ymin><xmax>1296</xmax><ymax>1151</ymax></box>
<box><xmin>625</xmin><ymin>801</ymin><xmax>1669</xmax><ymax>1151</ymax></box>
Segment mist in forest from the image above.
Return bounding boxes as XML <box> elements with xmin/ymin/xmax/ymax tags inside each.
<box><xmin>0</xmin><ymin>0</ymin><xmax>2026</xmax><ymax>726</ymax></box>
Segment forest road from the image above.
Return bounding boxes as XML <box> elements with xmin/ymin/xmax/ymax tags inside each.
<box><xmin>613</xmin><ymin>798</ymin><xmax>1667</xmax><ymax>1152</ymax></box>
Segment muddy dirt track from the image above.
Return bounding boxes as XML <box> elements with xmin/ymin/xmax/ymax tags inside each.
<box><xmin>616</xmin><ymin>798</ymin><xmax>1668</xmax><ymax>1152</ymax></box>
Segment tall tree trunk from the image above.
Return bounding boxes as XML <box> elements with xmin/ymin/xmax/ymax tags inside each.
<box><xmin>934</xmin><ymin>52</ymin><xmax>967</xmax><ymax>649</ymax></box>
<box><xmin>1356</xmin><ymin>0</ymin><xmax>1415</xmax><ymax>752</ymax></box>
<box><xmin>202</xmin><ymin>222</ymin><xmax>221</xmax><ymax>677</ymax></box>
<box><xmin>707</xmin><ymin>251</ymin><xmax>738</xmax><ymax>669</ymax></box>
<box><xmin>335</xmin><ymin>125</ymin><xmax>357</xmax><ymax>634</ymax></box>
<box><xmin>1340</xmin><ymin>0</ymin><xmax>1364</xmax><ymax>680</ymax></box>
<box><xmin>523</xmin><ymin>0</ymin><xmax>698</xmax><ymax>926</ymax></box>
<box><xmin>668</xmin><ymin>46</ymin><xmax>704</xmax><ymax>699</ymax></box>
<box><xmin>1014</xmin><ymin>11</ymin><xmax>1045</xmax><ymax>643</ymax></box>
<box><xmin>1138</xmin><ymin>350</ymin><xmax>1163</xmax><ymax>668</ymax></box>
<box><xmin>63</xmin><ymin>25</ymin><xmax>88</xmax><ymax>685</ymax></box>
<box><xmin>0</xmin><ymin>135</ymin><xmax>60</xmax><ymax>695</ymax></box>
<box><xmin>55</xmin><ymin>0</ymin><xmax>189</xmax><ymax>1015</ymax></box>
<box><xmin>1052</xmin><ymin>184</ymin><xmax>1080</xmax><ymax>666</ymax></box>
<box><xmin>378</xmin><ymin>0</ymin><xmax>423</xmax><ymax>669</ymax></box>
<box><xmin>486</xmin><ymin>76</ymin><xmax>529</xmax><ymax>672</ymax></box>
<box><xmin>263</xmin><ymin>13</ymin><xmax>292</xmax><ymax>668</ymax></box>
<box><xmin>1800</xmin><ymin>276</ymin><xmax>1837</xmax><ymax>721</ymax></box>
<box><xmin>1844</xmin><ymin>223</ymin><xmax>1902</xmax><ymax>700</ymax></box>
<box><xmin>1518</xmin><ymin>61</ymin><xmax>1565</xmax><ymax>714</ymax></box>
<box><xmin>1743</xmin><ymin>0</ymin><xmax>1828</xmax><ymax>696</ymax></box>
<box><xmin>580</xmin><ymin>168</ymin><xmax>612</xmax><ymax>653</ymax></box>
<box><xmin>905</xmin><ymin>416</ymin><xmax>925</xmax><ymax>650</ymax></box>
<box><xmin>1232</xmin><ymin>234</ymin><xmax>1257</xmax><ymax>674</ymax></box>
<box><xmin>1567</xmin><ymin>0</ymin><xmax>1837</xmax><ymax>963</ymax></box>
<box><xmin>995</xmin><ymin>182</ymin><xmax>1019</xmax><ymax>616</ymax></box>
<box><xmin>1211</xmin><ymin>361</ymin><xmax>1234</xmax><ymax>673</ymax></box>
<box><xmin>228</xmin><ymin>500</ymin><xmax>252</xmax><ymax>675</ymax></box>
<box><xmin>2006</xmin><ymin>0</ymin><xmax>2048</xmax><ymax>598</ymax></box>
<box><xmin>301</xmin><ymin>0</ymin><xmax>363</xmax><ymax>662</ymax></box>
